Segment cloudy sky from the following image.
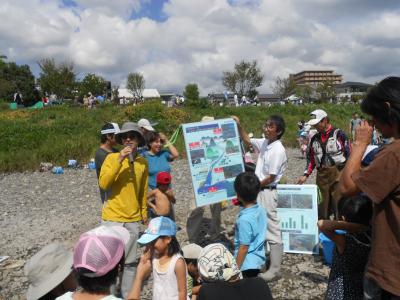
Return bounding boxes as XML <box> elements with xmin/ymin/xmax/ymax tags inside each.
<box><xmin>1</xmin><ymin>0</ymin><xmax>400</xmax><ymax>94</ymax></box>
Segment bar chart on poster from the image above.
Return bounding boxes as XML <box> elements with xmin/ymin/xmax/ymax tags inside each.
<box><xmin>277</xmin><ymin>184</ymin><xmax>319</xmax><ymax>255</ymax></box>
<box><xmin>281</xmin><ymin>215</ymin><xmax>309</xmax><ymax>230</ymax></box>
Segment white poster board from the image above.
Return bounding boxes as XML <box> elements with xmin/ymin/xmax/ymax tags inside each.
<box><xmin>277</xmin><ymin>184</ymin><xmax>319</xmax><ymax>254</ymax></box>
<box><xmin>182</xmin><ymin>118</ymin><xmax>245</xmax><ymax>207</ymax></box>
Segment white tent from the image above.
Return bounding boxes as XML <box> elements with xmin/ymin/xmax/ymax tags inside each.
<box><xmin>142</xmin><ymin>89</ymin><xmax>160</xmax><ymax>98</ymax></box>
<box><xmin>118</xmin><ymin>88</ymin><xmax>132</xmax><ymax>98</ymax></box>
<box><xmin>118</xmin><ymin>88</ymin><xmax>160</xmax><ymax>99</ymax></box>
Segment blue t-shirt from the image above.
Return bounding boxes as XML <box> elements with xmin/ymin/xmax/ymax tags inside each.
<box><xmin>234</xmin><ymin>204</ymin><xmax>267</xmax><ymax>271</ymax></box>
<box><xmin>143</xmin><ymin>150</ymin><xmax>172</xmax><ymax>189</ymax></box>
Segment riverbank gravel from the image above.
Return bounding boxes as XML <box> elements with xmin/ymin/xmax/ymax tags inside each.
<box><xmin>0</xmin><ymin>148</ymin><xmax>328</xmax><ymax>300</ymax></box>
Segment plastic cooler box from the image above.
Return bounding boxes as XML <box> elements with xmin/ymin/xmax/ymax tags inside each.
<box><xmin>319</xmin><ymin>230</ymin><xmax>346</xmax><ymax>266</ymax></box>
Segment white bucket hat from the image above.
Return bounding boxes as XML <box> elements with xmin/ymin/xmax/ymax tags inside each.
<box><xmin>25</xmin><ymin>243</ymin><xmax>73</xmax><ymax>300</ymax></box>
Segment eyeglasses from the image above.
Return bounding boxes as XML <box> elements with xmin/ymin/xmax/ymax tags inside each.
<box><xmin>262</xmin><ymin>122</ymin><xmax>275</xmax><ymax>130</ymax></box>
<box><xmin>120</xmin><ymin>132</ymin><xmax>137</xmax><ymax>140</ymax></box>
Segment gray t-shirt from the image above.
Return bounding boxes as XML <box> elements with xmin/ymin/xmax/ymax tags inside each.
<box><xmin>95</xmin><ymin>147</ymin><xmax>118</xmax><ymax>203</ymax></box>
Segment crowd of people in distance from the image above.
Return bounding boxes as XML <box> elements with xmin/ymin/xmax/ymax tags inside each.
<box><xmin>23</xmin><ymin>76</ymin><xmax>400</xmax><ymax>300</ymax></box>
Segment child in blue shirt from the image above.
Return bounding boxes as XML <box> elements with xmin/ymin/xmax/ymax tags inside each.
<box><xmin>234</xmin><ymin>172</ymin><xmax>267</xmax><ymax>278</ymax></box>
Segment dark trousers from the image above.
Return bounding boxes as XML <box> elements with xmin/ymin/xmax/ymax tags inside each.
<box><xmin>242</xmin><ymin>269</ymin><xmax>260</xmax><ymax>278</ymax></box>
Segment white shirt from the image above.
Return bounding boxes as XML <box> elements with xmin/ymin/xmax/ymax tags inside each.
<box><xmin>56</xmin><ymin>292</ymin><xmax>122</xmax><ymax>300</ymax></box>
<box><xmin>250</xmin><ymin>138</ymin><xmax>287</xmax><ymax>185</ymax></box>
<box><xmin>152</xmin><ymin>253</ymin><xmax>190</xmax><ymax>300</ymax></box>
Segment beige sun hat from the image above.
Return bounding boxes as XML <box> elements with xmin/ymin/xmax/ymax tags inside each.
<box><xmin>25</xmin><ymin>243</ymin><xmax>73</xmax><ymax>300</ymax></box>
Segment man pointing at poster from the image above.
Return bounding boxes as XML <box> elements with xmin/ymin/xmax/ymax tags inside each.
<box><xmin>233</xmin><ymin>115</ymin><xmax>287</xmax><ymax>282</ymax></box>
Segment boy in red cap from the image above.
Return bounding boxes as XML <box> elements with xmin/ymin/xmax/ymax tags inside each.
<box><xmin>147</xmin><ymin>171</ymin><xmax>176</xmax><ymax>220</ymax></box>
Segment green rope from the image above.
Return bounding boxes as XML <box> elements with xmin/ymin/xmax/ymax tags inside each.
<box><xmin>164</xmin><ymin>126</ymin><xmax>181</xmax><ymax>147</ymax></box>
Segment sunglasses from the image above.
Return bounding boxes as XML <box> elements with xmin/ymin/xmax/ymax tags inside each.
<box><xmin>120</xmin><ymin>132</ymin><xmax>138</xmax><ymax>140</ymax></box>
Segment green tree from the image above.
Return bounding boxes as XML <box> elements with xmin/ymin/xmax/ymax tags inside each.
<box><xmin>222</xmin><ymin>60</ymin><xmax>264</xmax><ymax>98</ymax></box>
<box><xmin>127</xmin><ymin>72</ymin><xmax>145</xmax><ymax>102</ymax></box>
<box><xmin>38</xmin><ymin>58</ymin><xmax>76</xmax><ymax>100</ymax></box>
<box><xmin>295</xmin><ymin>84</ymin><xmax>313</xmax><ymax>102</ymax></box>
<box><xmin>112</xmin><ymin>85</ymin><xmax>119</xmax><ymax>104</ymax></box>
<box><xmin>79</xmin><ymin>73</ymin><xmax>107</xmax><ymax>97</ymax></box>
<box><xmin>0</xmin><ymin>57</ymin><xmax>36</xmax><ymax>104</ymax></box>
<box><xmin>183</xmin><ymin>83</ymin><xmax>200</xmax><ymax>101</ymax></box>
<box><xmin>316</xmin><ymin>80</ymin><xmax>336</xmax><ymax>103</ymax></box>
<box><xmin>272</xmin><ymin>76</ymin><xmax>297</xmax><ymax>99</ymax></box>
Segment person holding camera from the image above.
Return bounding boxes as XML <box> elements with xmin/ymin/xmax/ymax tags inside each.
<box><xmin>99</xmin><ymin>121</ymin><xmax>149</xmax><ymax>298</ymax></box>
<box><xmin>142</xmin><ymin>131</ymin><xmax>179</xmax><ymax>190</ymax></box>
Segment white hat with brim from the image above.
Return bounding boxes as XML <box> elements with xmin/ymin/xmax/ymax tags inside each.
<box><xmin>307</xmin><ymin>109</ymin><xmax>328</xmax><ymax>126</ymax></box>
<box><xmin>137</xmin><ymin>118</ymin><xmax>158</xmax><ymax>131</ymax></box>
<box><xmin>182</xmin><ymin>243</ymin><xmax>203</xmax><ymax>259</ymax></box>
<box><xmin>25</xmin><ymin>243</ymin><xmax>73</xmax><ymax>300</ymax></box>
<box><xmin>201</xmin><ymin>116</ymin><xmax>215</xmax><ymax>122</ymax></box>
<box><xmin>115</xmin><ymin>122</ymin><xmax>145</xmax><ymax>146</ymax></box>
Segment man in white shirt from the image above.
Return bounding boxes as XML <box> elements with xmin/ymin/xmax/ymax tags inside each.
<box><xmin>233</xmin><ymin>115</ymin><xmax>287</xmax><ymax>282</ymax></box>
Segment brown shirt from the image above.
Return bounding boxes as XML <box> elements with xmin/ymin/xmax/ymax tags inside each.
<box><xmin>352</xmin><ymin>140</ymin><xmax>400</xmax><ymax>296</ymax></box>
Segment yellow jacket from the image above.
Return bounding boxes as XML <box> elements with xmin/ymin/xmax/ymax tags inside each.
<box><xmin>99</xmin><ymin>153</ymin><xmax>148</xmax><ymax>222</ymax></box>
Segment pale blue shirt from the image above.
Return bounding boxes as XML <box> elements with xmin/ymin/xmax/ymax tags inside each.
<box><xmin>234</xmin><ymin>204</ymin><xmax>267</xmax><ymax>271</ymax></box>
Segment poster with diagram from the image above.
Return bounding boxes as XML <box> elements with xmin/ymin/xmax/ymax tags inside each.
<box><xmin>182</xmin><ymin>118</ymin><xmax>245</xmax><ymax>207</ymax></box>
<box><xmin>277</xmin><ymin>184</ymin><xmax>319</xmax><ymax>255</ymax></box>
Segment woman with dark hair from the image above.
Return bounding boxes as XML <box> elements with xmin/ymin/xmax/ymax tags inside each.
<box><xmin>338</xmin><ymin>76</ymin><xmax>400</xmax><ymax>299</ymax></box>
<box><xmin>143</xmin><ymin>131</ymin><xmax>179</xmax><ymax>190</ymax></box>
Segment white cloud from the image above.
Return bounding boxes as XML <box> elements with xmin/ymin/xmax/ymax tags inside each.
<box><xmin>74</xmin><ymin>0</ymin><xmax>141</xmax><ymax>18</ymax></box>
<box><xmin>0</xmin><ymin>0</ymin><xmax>399</xmax><ymax>94</ymax></box>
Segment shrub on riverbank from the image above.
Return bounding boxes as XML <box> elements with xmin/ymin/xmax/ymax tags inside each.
<box><xmin>0</xmin><ymin>101</ymin><xmax>360</xmax><ymax>172</ymax></box>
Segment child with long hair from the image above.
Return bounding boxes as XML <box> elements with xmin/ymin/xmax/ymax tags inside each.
<box><xmin>128</xmin><ymin>216</ymin><xmax>189</xmax><ymax>300</ymax></box>
<box><xmin>318</xmin><ymin>195</ymin><xmax>372</xmax><ymax>299</ymax></box>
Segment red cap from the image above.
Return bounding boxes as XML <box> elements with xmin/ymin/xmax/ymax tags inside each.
<box><xmin>156</xmin><ymin>172</ymin><xmax>172</xmax><ymax>185</ymax></box>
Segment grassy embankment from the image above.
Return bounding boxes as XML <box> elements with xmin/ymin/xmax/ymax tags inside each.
<box><xmin>0</xmin><ymin>101</ymin><xmax>360</xmax><ymax>172</ymax></box>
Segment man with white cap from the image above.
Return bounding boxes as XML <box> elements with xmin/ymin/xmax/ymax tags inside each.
<box><xmin>297</xmin><ymin>109</ymin><xmax>351</xmax><ymax>219</ymax></box>
<box><xmin>95</xmin><ymin>122</ymin><xmax>120</xmax><ymax>203</ymax></box>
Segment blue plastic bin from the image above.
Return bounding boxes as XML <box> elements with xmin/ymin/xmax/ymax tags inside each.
<box><xmin>319</xmin><ymin>230</ymin><xmax>346</xmax><ymax>266</ymax></box>
<box><xmin>88</xmin><ymin>161</ymin><xmax>96</xmax><ymax>170</ymax></box>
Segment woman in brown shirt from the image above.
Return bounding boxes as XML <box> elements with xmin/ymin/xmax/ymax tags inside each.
<box><xmin>338</xmin><ymin>76</ymin><xmax>400</xmax><ymax>299</ymax></box>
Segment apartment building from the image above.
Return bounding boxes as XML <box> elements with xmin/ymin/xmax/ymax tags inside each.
<box><xmin>290</xmin><ymin>70</ymin><xmax>342</xmax><ymax>86</ymax></box>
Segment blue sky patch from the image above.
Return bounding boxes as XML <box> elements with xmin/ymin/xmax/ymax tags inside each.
<box><xmin>131</xmin><ymin>0</ymin><xmax>168</xmax><ymax>22</ymax></box>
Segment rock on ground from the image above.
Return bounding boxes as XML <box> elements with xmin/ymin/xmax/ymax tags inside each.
<box><xmin>0</xmin><ymin>148</ymin><xmax>328</xmax><ymax>299</ymax></box>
